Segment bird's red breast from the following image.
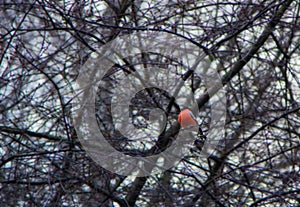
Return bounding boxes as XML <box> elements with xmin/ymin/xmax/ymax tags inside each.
<box><xmin>178</xmin><ymin>109</ymin><xmax>198</xmax><ymax>129</ymax></box>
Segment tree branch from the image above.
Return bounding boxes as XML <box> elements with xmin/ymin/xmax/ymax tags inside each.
<box><xmin>0</xmin><ymin>126</ymin><xmax>61</xmax><ymax>141</ymax></box>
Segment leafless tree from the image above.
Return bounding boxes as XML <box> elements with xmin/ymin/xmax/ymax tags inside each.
<box><xmin>1</xmin><ymin>0</ymin><xmax>299</xmax><ymax>206</ymax></box>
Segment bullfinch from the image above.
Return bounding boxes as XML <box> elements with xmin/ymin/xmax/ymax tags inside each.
<box><xmin>178</xmin><ymin>108</ymin><xmax>206</xmax><ymax>150</ymax></box>
<box><xmin>178</xmin><ymin>108</ymin><xmax>198</xmax><ymax>129</ymax></box>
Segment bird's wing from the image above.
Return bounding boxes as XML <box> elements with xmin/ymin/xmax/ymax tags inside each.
<box><xmin>188</xmin><ymin>111</ymin><xmax>197</xmax><ymax>122</ymax></box>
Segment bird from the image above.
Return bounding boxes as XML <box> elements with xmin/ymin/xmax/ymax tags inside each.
<box><xmin>178</xmin><ymin>108</ymin><xmax>206</xmax><ymax>151</ymax></box>
<box><xmin>178</xmin><ymin>108</ymin><xmax>198</xmax><ymax>129</ymax></box>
